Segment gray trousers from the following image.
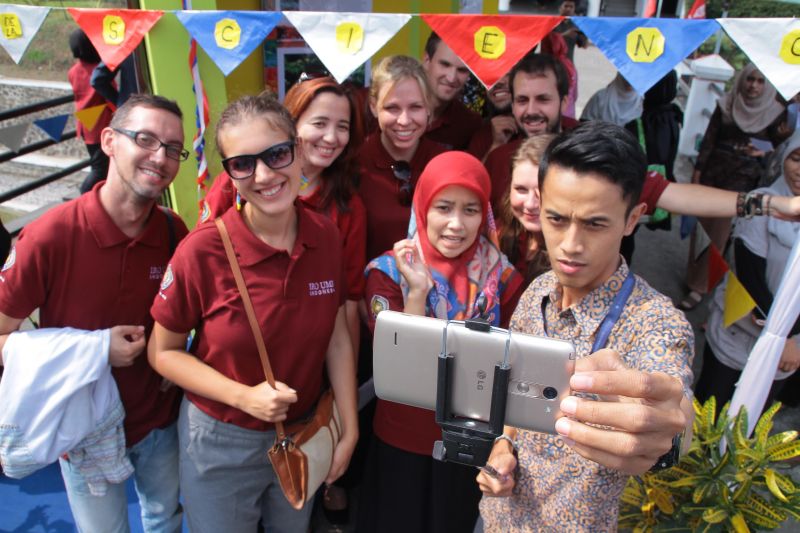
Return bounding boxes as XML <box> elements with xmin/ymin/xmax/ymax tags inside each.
<box><xmin>178</xmin><ymin>398</ymin><xmax>314</xmax><ymax>533</ymax></box>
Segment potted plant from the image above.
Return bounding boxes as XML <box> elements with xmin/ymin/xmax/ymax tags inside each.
<box><xmin>619</xmin><ymin>398</ymin><xmax>800</xmax><ymax>532</ymax></box>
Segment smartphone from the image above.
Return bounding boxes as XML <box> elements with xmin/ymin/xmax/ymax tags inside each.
<box><xmin>373</xmin><ymin>311</ymin><xmax>576</xmax><ymax>434</ymax></box>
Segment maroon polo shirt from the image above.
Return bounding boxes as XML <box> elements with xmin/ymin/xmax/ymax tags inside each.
<box><xmin>0</xmin><ymin>183</ymin><xmax>188</xmax><ymax>446</ymax></box>
<box><xmin>151</xmin><ymin>203</ymin><xmax>345</xmax><ymax>431</ymax></box>
<box><xmin>202</xmin><ymin>171</ymin><xmax>367</xmax><ymax>300</ymax></box>
<box><xmin>364</xmin><ymin>268</ymin><xmax>520</xmax><ymax>456</ymax></box>
<box><xmin>425</xmin><ymin>99</ymin><xmax>483</xmax><ymax>151</ymax></box>
<box><xmin>641</xmin><ymin>170</ymin><xmax>670</xmax><ymax>214</ymax></box>
<box><xmin>357</xmin><ymin>134</ymin><xmax>447</xmax><ymax>261</ymax></box>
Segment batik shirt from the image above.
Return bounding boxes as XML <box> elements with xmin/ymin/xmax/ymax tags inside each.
<box><xmin>479</xmin><ymin>260</ymin><xmax>694</xmax><ymax>532</ymax></box>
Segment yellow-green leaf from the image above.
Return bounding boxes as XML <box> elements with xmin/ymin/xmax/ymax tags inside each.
<box><xmin>729</xmin><ymin>512</ymin><xmax>751</xmax><ymax>533</ymax></box>
<box><xmin>767</xmin><ymin>440</ymin><xmax>800</xmax><ymax>461</ymax></box>
<box><xmin>648</xmin><ymin>486</ymin><xmax>674</xmax><ymax>514</ymax></box>
<box><xmin>733</xmin><ymin>478</ymin><xmax>751</xmax><ymax>502</ymax></box>
<box><xmin>754</xmin><ymin>401</ymin><xmax>781</xmax><ymax>446</ymax></box>
<box><xmin>711</xmin><ymin>451</ymin><xmax>730</xmax><ymax>476</ymax></box>
<box><xmin>693</xmin><ymin>481</ymin><xmax>714</xmax><ymax>504</ymax></box>
<box><xmin>703</xmin><ymin>397</ymin><xmax>716</xmax><ymax>432</ymax></box>
<box><xmin>702</xmin><ymin>507</ymin><xmax>728</xmax><ymax>523</ymax></box>
<box><xmin>669</xmin><ymin>476</ymin><xmax>703</xmax><ymax>488</ymax></box>
<box><xmin>764</xmin><ymin>468</ymin><xmax>790</xmax><ymax>502</ymax></box>
<box><xmin>740</xmin><ymin>493</ymin><xmax>787</xmax><ymax>523</ymax></box>
<box><xmin>766</xmin><ymin>430</ymin><xmax>797</xmax><ymax>448</ymax></box>
<box><xmin>740</xmin><ymin>507</ymin><xmax>780</xmax><ymax>529</ymax></box>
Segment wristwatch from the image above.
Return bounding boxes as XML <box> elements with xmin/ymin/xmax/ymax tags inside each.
<box><xmin>650</xmin><ymin>433</ymin><xmax>682</xmax><ymax>471</ymax></box>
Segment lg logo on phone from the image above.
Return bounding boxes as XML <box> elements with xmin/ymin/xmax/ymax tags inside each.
<box><xmin>476</xmin><ymin>370</ymin><xmax>487</xmax><ymax>391</ymax></box>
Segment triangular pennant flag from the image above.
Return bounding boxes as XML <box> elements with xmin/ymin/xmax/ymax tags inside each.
<box><xmin>723</xmin><ymin>271</ymin><xmax>757</xmax><ymax>328</ymax></box>
<box><xmin>707</xmin><ymin>243</ymin><xmax>730</xmax><ymax>292</ymax></box>
<box><xmin>68</xmin><ymin>8</ymin><xmax>163</xmax><ymax>71</ymax></box>
<box><xmin>0</xmin><ymin>122</ymin><xmax>30</xmax><ymax>152</ymax></box>
<box><xmin>75</xmin><ymin>104</ymin><xmax>108</xmax><ymax>131</ymax></box>
<box><xmin>571</xmin><ymin>17</ymin><xmax>719</xmax><ymax>95</ymax></box>
<box><xmin>34</xmin><ymin>114</ymin><xmax>69</xmax><ymax>142</ymax></box>
<box><xmin>421</xmin><ymin>14</ymin><xmax>563</xmax><ymax>89</ymax></box>
<box><xmin>686</xmin><ymin>0</ymin><xmax>706</xmax><ymax>19</ymax></box>
<box><xmin>283</xmin><ymin>11</ymin><xmax>411</xmax><ymax>84</ymax></box>
<box><xmin>693</xmin><ymin>219</ymin><xmax>711</xmax><ymax>260</ymax></box>
<box><xmin>717</xmin><ymin>18</ymin><xmax>800</xmax><ymax>101</ymax></box>
<box><xmin>680</xmin><ymin>215</ymin><xmax>696</xmax><ymax>240</ymax></box>
<box><xmin>175</xmin><ymin>11</ymin><xmax>281</xmax><ymax>77</ymax></box>
<box><xmin>0</xmin><ymin>5</ymin><xmax>50</xmax><ymax>64</ymax></box>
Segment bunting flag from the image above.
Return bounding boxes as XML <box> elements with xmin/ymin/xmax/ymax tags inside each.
<box><xmin>717</xmin><ymin>18</ymin><xmax>800</xmax><ymax>101</ymax></box>
<box><xmin>67</xmin><ymin>8</ymin><xmax>163</xmax><ymax>71</ymax></box>
<box><xmin>75</xmin><ymin>104</ymin><xmax>108</xmax><ymax>131</ymax></box>
<box><xmin>680</xmin><ymin>215</ymin><xmax>696</xmax><ymax>240</ymax></box>
<box><xmin>723</xmin><ymin>271</ymin><xmax>757</xmax><ymax>328</ymax></box>
<box><xmin>421</xmin><ymin>14</ymin><xmax>562</xmax><ymax>89</ymax></box>
<box><xmin>283</xmin><ymin>11</ymin><xmax>411</xmax><ymax>83</ymax></box>
<box><xmin>571</xmin><ymin>17</ymin><xmax>719</xmax><ymax>95</ymax></box>
<box><xmin>0</xmin><ymin>122</ymin><xmax>30</xmax><ymax>152</ymax></box>
<box><xmin>175</xmin><ymin>11</ymin><xmax>281</xmax><ymax>76</ymax></box>
<box><xmin>707</xmin><ymin>243</ymin><xmax>730</xmax><ymax>292</ymax></box>
<box><xmin>34</xmin><ymin>114</ymin><xmax>69</xmax><ymax>142</ymax></box>
<box><xmin>686</xmin><ymin>0</ymin><xmax>706</xmax><ymax>19</ymax></box>
<box><xmin>0</xmin><ymin>5</ymin><xmax>49</xmax><ymax>64</ymax></box>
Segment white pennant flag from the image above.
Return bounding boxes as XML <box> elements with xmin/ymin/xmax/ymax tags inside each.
<box><xmin>717</xmin><ymin>18</ymin><xmax>800</xmax><ymax>101</ymax></box>
<box><xmin>283</xmin><ymin>11</ymin><xmax>411</xmax><ymax>84</ymax></box>
<box><xmin>0</xmin><ymin>5</ymin><xmax>50</xmax><ymax>64</ymax></box>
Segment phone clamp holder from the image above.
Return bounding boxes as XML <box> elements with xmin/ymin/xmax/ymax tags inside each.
<box><xmin>432</xmin><ymin>320</ymin><xmax>511</xmax><ymax>467</ymax></box>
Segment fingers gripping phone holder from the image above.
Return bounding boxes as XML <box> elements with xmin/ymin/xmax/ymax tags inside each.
<box><xmin>432</xmin><ymin>317</ymin><xmax>511</xmax><ymax>467</ymax></box>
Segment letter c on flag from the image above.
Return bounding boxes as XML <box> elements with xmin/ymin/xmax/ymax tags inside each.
<box><xmin>780</xmin><ymin>30</ymin><xmax>800</xmax><ymax>65</ymax></box>
<box><xmin>215</xmin><ymin>18</ymin><xmax>241</xmax><ymax>50</ymax></box>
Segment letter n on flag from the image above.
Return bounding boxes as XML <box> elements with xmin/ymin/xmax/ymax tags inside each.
<box><xmin>420</xmin><ymin>15</ymin><xmax>563</xmax><ymax>89</ymax></box>
<box><xmin>68</xmin><ymin>8</ymin><xmax>163</xmax><ymax>71</ymax></box>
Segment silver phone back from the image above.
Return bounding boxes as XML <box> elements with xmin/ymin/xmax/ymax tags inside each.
<box><xmin>373</xmin><ymin>311</ymin><xmax>575</xmax><ymax>434</ymax></box>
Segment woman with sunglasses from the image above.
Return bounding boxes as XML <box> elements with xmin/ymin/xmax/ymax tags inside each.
<box><xmin>148</xmin><ymin>94</ymin><xmax>358</xmax><ymax>532</ymax></box>
<box><xmin>358</xmin><ymin>55</ymin><xmax>447</xmax><ymax>263</ymax></box>
<box><xmin>358</xmin><ymin>151</ymin><xmax>522</xmax><ymax>533</ymax></box>
<box><xmin>203</xmin><ymin>80</ymin><xmax>366</xmax><ymax>355</ymax></box>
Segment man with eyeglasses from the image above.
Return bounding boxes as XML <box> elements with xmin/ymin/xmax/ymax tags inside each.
<box><xmin>0</xmin><ymin>94</ymin><xmax>188</xmax><ymax>533</ymax></box>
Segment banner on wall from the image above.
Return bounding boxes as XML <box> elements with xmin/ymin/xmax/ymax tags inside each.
<box><xmin>571</xmin><ymin>17</ymin><xmax>718</xmax><ymax>95</ymax></box>
<box><xmin>283</xmin><ymin>11</ymin><xmax>411</xmax><ymax>84</ymax></box>
<box><xmin>717</xmin><ymin>18</ymin><xmax>800</xmax><ymax>101</ymax></box>
<box><xmin>421</xmin><ymin>14</ymin><xmax>562</xmax><ymax>89</ymax></box>
<box><xmin>0</xmin><ymin>5</ymin><xmax>50</xmax><ymax>64</ymax></box>
<box><xmin>175</xmin><ymin>10</ymin><xmax>282</xmax><ymax>76</ymax></box>
<box><xmin>68</xmin><ymin>8</ymin><xmax>163</xmax><ymax>71</ymax></box>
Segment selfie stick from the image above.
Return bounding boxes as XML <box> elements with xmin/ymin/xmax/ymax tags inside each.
<box><xmin>432</xmin><ymin>317</ymin><xmax>511</xmax><ymax>467</ymax></box>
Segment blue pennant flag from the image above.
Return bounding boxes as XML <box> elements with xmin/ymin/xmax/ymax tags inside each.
<box><xmin>34</xmin><ymin>114</ymin><xmax>69</xmax><ymax>142</ymax></box>
<box><xmin>175</xmin><ymin>11</ymin><xmax>282</xmax><ymax>77</ymax></box>
<box><xmin>680</xmin><ymin>215</ymin><xmax>697</xmax><ymax>240</ymax></box>
<box><xmin>571</xmin><ymin>17</ymin><xmax>719</xmax><ymax>95</ymax></box>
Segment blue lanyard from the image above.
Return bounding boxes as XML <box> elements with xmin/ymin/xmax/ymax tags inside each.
<box><xmin>591</xmin><ymin>272</ymin><xmax>636</xmax><ymax>352</ymax></box>
<box><xmin>542</xmin><ymin>271</ymin><xmax>636</xmax><ymax>352</ymax></box>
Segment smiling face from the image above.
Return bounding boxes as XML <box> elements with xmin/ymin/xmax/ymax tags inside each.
<box><xmin>296</xmin><ymin>91</ymin><xmax>351</xmax><ymax>179</ymax></box>
<box><xmin>218</xmin><ymin>116</ymin><xmax>301</xmax><ymax>219</ymax></box>
<box><xmin>512</xmin><ymin>70</ymin><xmax>566</xmax><ymax>137</ymax></box>
<box><xmin>510</xmin><ymin>160</ymin><xmax>541</xmax><ymax>233</ymax></box>
<box><xmin>488</xmin><ymin>74</ymin><xmax>512</xmax><ymax>113</ymax></box>
<box><xmin>540</xmin><ymin>164</ymin><xmax>643</xmax><ymax>304</ymax></box>
<box><xmin>784</xmin><ymin>148</ymin><xmax>800</xmax><ymax>196</ymax></box>
<box><xmin>372</xmin><ymin>77</ymin><xmax>429</xmax><ymax>161</ymax></box>
<box><xmin>423</xmin><ymin>40</ymin><xmax>471</xmax><ymax>105</ymax></box>
<box><xmin>101</xmin><ymin>105</ymin><xmax>183</xmax><ymax>203</ymax></box>
<box><xmin>426</xmin><ymin>185</ymin><xmax>483</xmax><ymax>258</ymax></box>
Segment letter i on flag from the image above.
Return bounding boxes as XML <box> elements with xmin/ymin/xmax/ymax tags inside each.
<box><xmin>723</xmin><ymin>271</ymin><xmax>757</xmax><ymax>328</ymax></box>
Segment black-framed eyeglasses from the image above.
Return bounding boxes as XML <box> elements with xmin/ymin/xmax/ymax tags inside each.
<box><xmin>112</xmin><ymin>128</ymin><xmax>189</xmax><ymax>162</ymax></box>
<box><xmin>221</xmin><ymin>141</ymin><xmax>295</xmax><ymax>180</ymax></box>
<box><xmin>391</xmin><ymin>160</ymin><xmax>413</xmax><ymax>206</ymax></box>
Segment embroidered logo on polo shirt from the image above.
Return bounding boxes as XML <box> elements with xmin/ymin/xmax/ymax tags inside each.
<box><xmin>0</xmin><ymin>246</ymin><xmax>15</xmax><ymax>282</ymax></box>
<box><xmin>149</xmin><ymin>266</ymin><xmax>165</xmax><ymax>280</ymax></box>
<box><xmin>308</xmin><ymin>279</ymin><xmax>335</xmax><ymax>296</ymax></box>
<box><xmin>370</xmin><ymin>294</ymin><xmax>389</xmax><ymax>318</ymax></box>
<box><xmin>158</xmin><ymin>264</ymin><xmax>174</xmax><ymax>300</ymax></box>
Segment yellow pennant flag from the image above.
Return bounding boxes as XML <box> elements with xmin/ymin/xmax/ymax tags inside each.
<box><xmin>74</xmin><ymin>104</ymin><xmax>107</xmax><ymax>131</ymax></box>
<box><xmin>723</xmin><ymin>271</ymin><xmax>757</xmax><ymax>328</ymax></box>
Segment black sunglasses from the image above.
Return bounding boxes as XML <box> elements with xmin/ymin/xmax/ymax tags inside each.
<box><xmin>221</xmin><ymin>141</ymin><xmax>295</xmax><ymax>180</ymax></box>
<box><xmin>391</xmin><ymin>160</ymin><xmax>413</xmax><ymax>206</ymax></box>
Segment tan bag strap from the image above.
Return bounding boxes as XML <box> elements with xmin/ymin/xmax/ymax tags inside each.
<box><xmin>215</xmin><ymin>217</ymin><xmax>286</xmax><ymax>439</ymax></box>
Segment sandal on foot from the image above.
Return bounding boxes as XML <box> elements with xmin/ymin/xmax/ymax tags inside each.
<box><xmin>678</xmin><ymin>291</ymin><xmax>703</xmax><ymax>311</ymax></box>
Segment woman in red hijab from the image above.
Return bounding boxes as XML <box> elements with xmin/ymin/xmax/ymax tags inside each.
<box><xmin>358</xmin><ymin>151</ymin><xmax>522</xmax><ymax>533</ymax></box>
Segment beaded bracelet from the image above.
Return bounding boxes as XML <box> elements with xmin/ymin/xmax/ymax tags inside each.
<box><xmin>736</xmin><ymin>191</ymin><xmax>747</xmax><ymax>217</ymax></box>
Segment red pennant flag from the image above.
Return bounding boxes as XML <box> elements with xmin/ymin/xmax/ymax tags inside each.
<box><xmin>68</xmin><ymin>8</ymin><xmax>163</xmax><ymax>71</ymax></box>
<box><xmin>686</xmin><ymin>0</ymin><xmax>706</xmax><ymax>19</ymax></box>
<box><xmin>644</xmin><ymin>0</ymin><xmax>658</xmax><ymax>17</ymax></box>
<box><xmin>420</xmin><ymin>14</ymin><xmax>563</xmax><ymax>89</ymax></box>
<box><xmin>707</xmin><ymin>243</ymin><xmax>730</xmax><ymax>292</ymax></box>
